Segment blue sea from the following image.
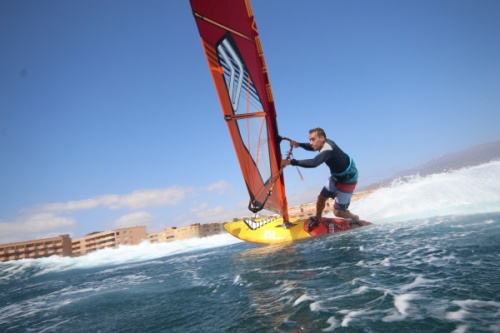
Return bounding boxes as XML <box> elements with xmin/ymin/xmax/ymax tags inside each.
<box><xmin>1</xmin><ymin>161</ymin><xmax>500</xmax><ymax>333</ymax></box>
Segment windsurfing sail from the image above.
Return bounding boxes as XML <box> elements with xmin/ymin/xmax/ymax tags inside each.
<box><xmin>190</xmin><ymin>0</ymin><xmax>289</xmax><ymax>221</ymax></box>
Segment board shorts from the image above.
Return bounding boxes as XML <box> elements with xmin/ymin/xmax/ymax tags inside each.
<box><xmin>320</xmin><ymin>157</ymin><xmax>358</xmax><ymax>211</ymax></box>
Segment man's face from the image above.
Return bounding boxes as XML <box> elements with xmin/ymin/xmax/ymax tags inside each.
<box><xmin>309</xmin><ymin>131</ymin><xmax>326</xmax><ymax>151</ymax></box>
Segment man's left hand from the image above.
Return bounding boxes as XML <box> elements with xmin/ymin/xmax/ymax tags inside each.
<box><xmin>281</xmin><ymin>159</ymin><xmax>291</xmax><ymax>168</ymax></box>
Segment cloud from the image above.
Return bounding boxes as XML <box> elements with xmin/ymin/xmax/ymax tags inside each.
<box><xmin>113</xmin><ymin>211</ymin><xmax>155</xmax><ymax>229</ymax></box>
<box><xmin>37</xmin><ymin>198</ymin><xmax>102</xmax><ymax>212</ymax></box>
<box><xmin>1</xmin><ymin>181</ymin><xmax>235</xmax><ymax>243</ymax></box>
<box><xmin>32</xmin><ymin>185</ymin><xmax>195</xmax><ymax>213</ymax></box>
<box><xmin>106</xmin><ymin>186</ymin><xmax>190</xmax><ymax>210</ymax></box>
<box><xmin>0</xmin><ymin>213</ymin><xmax>76</xmax><ymax>244</ymax></box>
<box><xmin>190</xmin><ymin>203</ymin><xmax>226</xmax><ymax>219</ymax></box>
<box><xmin>187</xmin><ymin>201</ymin><xmax>249</xmax><ymax>224</ymax></box>
<box><xmin>204</xmin><ymin>180</ymin><xmax>230</xmax><ymax>193</ymax></box>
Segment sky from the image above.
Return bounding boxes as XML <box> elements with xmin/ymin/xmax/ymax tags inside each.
<box><xmin>1</xmin><ymin>0</ymin><xmax>499</xmax><ymax>244</ymax></box>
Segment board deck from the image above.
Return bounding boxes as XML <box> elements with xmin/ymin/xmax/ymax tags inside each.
<box><xmin>224</xmin><ymin>216</ymin><xmax>372</xmax><ymax>244</ymax></box>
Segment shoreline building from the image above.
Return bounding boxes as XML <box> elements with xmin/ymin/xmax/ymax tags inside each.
<box><xmin>0</xmin><ymin>227</ymin><xmax>148</xmax><ymax>262</ymax></box>
<box><xmin>72</xmin><ymin>226</ymin><xmax>147</xmax><ymax>256</ymax></box>
<box><xmin>148</xmin><ymin>222</ymin><xmax>225</xmax><ymax>243</ymax></box>
<box><xmin>0</xmin><ymin>235</ymin><xmax>72</xmax><ymax>262</ymax></box>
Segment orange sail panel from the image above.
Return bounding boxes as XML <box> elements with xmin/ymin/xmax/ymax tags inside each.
<box><xmin>190</xmin><ymin>0</ymin><xmax>289</xmax><ymax>220</ymax></box>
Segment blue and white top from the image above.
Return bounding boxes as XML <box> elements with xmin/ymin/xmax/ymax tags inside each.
<box><xmin>290</xmin><ymin>138</ymin><xmax>358</xmax><ymax>184</ymax></box>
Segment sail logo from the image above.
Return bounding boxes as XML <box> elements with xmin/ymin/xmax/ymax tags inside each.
<box><xmin>217</xmin><ymin>38</ymin><xmax>244</xmax><ymax>111</ymax></box>
<box><xmin>217</xmin><ymin>36</ymin><xmax>261</xmax><ymax>113</ymax></box>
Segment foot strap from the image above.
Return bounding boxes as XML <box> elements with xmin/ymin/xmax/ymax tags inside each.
<box><xmin>308</xmin><ymin>216</ymin><xmax>319</xmax><ymax>231</ymax></box>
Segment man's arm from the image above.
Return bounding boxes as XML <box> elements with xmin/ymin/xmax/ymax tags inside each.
<box><xmin>298</xmin><ymin>142</ymin><xmax>314</xmax><ymax>151</ymax></box>
<box><xmin>290</xmin><ymin>150</ymin><xmax>333</xmax><ymax>168</ymax></box>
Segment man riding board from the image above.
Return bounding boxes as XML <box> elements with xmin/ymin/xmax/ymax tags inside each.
<box><xmin>281</xmin><ymin>128</ymin><xmax>360</xmax><ymax>229</ymax></box>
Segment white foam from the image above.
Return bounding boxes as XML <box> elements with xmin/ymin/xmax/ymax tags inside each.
<box><xmin>293</xmin><ymin>293</ymin><xmax>315</xmax><ymax>306</ymax></box>
<box><xmin>395</xmin><ymin>294</ymin><xmax>419</xmax><ymax>315</ymax></box>
<box><xmin>339</xmin><ymin>310</ymin><xmax>365</xmax><ymax>327</ymax></box>
<box><xmin>451</xmin><ymin>325</ymin><xmax>469</xmax><ymax>333</ymax></box>
<box><xmin>400</xmin><ymin>275</ymin><xmax>436</xmax><ymax>291</ymax></box>
<box><xmin>380</xmin><ymin>258</ymin><xmax>390</xmax><ymax>266</ymax></box>
<box><xmin>446</xmin><ymin>309</ymin><xmax>469</xmax><ymax>321</ymax></box>
<box><xmin>322</xmin><ymin>316</ymin><xmax>339</xmax><ymax>332</ymax></box>
<box><xmin>355</xmin><ymin>161</ymin><xmax>500</xmax><ymax>223</ymax></box>
<box><xmin>447</xmin><ymin>298</ymin><xmax>500</xmax><ymax>322</ymax></box>
<box><xmin>453</xmin><ymin>299</ymin><xmax>500</xmax><ymax>308</ymax></box>
<box><xmin>383</xmin><ymin>293</ymin><xmax>420</xmax><ymax>322</ymax></box>
<box><xmin>0</xmin><ymin>233</ymin><xmax>241</xmax><ymax>280</ymax></box>
<box><xmin>309</xmin><ymin>301</ymin><xmax>324</xmax><ymax>312</ymax></box>
<box><xmin>38</xmin><ymin>318</ymin><xmax>73</xmax><ymax>333</ymax></box>
<box><xmin>352</xmin><ymin>286</ymin><xmax>369</xmax><ymax>295</ymax></box>
<box><xmin>0</xmin><ymin>295</ymin><xmax>76</xmax><ymax>324</ymax></box>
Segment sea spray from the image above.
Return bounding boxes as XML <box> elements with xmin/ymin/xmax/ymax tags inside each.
<box><xmin>354</xmin><ymin>160</ymin><xmax>500</xmax><ymax>223</ymax></box>
<box><xmin>0</xmin><ymin>233</ymin><xmax>241</xmax><ymax>282</ymax></box>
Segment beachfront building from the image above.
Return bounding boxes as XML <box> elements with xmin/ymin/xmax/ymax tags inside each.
<box><xmin>72</xmin><ymin>226</ymin><xmax>147</xmax><ymax>256</ymax></box>
<box><xmin>148</xmin><ymin>222</ymin><xmax>225</xmax><ymax>243</ymax></box>
<box><xmin>148</xmin><ymin>227</ymin><xmax>177</xmax><ymax>243</ymax></box>
<box><xmin>200</xmin><ymin>222</ymin><xmax>225</xmax><ymax>236</ymax></box>
<box><xmin>0</xmin><ymin>234</ymin><xmax>72</xmax><ymax>262</ymax></box>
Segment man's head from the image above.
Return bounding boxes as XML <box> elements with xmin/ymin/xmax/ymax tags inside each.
<box><xmin>308</xmin><ymin>128</ymin><xmax>326</xmax><ymax>151</ymax></box>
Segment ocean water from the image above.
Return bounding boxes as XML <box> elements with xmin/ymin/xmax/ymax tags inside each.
<box><xmin>1</xmin><ymin>161</ymin><xmax>500</xmax><ymax>333</ymax></box>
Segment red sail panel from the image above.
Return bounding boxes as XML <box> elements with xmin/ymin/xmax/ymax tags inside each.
<box><xmin>190</xmin><ymin>0</ymin><xmax>289</xmax><ymax>220</ymax></box>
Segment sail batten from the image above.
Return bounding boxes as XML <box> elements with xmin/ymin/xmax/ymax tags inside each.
<box><xmin>224</xmin><ymin>112</ymin><xmax>266</xmax><ymax>121</ymax></box>
<box><xmin>190</xmin><ymin>0</ymin><xmax>289</xmax><ymax>220</ymax></box>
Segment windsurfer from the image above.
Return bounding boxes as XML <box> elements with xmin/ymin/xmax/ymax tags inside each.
<box><xmin>281</xmin><ymin>128</ymin><xmax>360</xmax><ymax>229</ymax></box>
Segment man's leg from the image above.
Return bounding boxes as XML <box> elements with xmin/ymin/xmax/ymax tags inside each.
<box><xmin>308</xmin><ymin>184</ymin><xmax>334</xmax><ymax>231</ymax></box>
<box><xmin>333</xmin><ymin>195</ymin><xmax>359</xmax><ymax>220</ymax></box>
<box><xmin>317</xmin><ymin>179</ymin><xmax>337</xmax><ymax>220</ymax></box>
<box><xmin>333</xmin><ymin>206</ymin><xmax>359</xmax><ymax>220</ymax></box>
<box><xmin>315</xmin><ymin>194</ymin><xmax>327</xmax><ymax>221</ymax></box>
<box><xmin>333</xmin><ymin>182</ymin><xmax>359</xmax><ymax>220</ymax></box>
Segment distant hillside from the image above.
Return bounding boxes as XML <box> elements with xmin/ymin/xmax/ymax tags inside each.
<box><xmin>368</xmin><ymin>140</ymin><xmax>500</xmax><ymax>189</ymax></box>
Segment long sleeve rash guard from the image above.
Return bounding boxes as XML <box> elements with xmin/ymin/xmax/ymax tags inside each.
<box><xmin>290</xmin><ymin>138</ymin><xmax>350</xmax><ymax>175</ymax></box>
